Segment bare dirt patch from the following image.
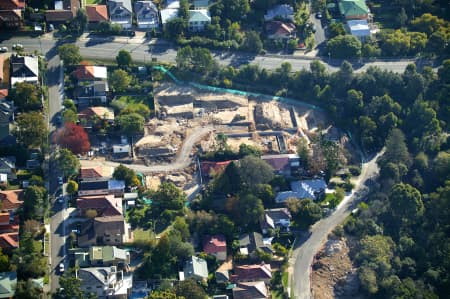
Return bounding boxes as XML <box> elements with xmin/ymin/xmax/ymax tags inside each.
<box><xmin>311</xmin><ymin>236</ymin><xmax>363</xmax><ymax>299</ymax></box>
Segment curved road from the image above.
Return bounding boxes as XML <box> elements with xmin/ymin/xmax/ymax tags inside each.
<box><xmin>81</xmin><ymin>126</ymin><xmax>214</xmax><ymax>173</ymax></box>
<box><xmin>290</xmin><ymin>151</ymin><xmax>383</xmax><ymax>299</ymax></box>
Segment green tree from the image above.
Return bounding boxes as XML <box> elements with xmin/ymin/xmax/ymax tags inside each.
<box><xmin>15</xmin><ymin>279</ymin><xmax>42</xmax><ymax>299</ymax></box>
<box><xmin>116</xmin><ymin>50</ymin><xmax>132</xmax><ymax>69</ymax></box>
<box><xmin>359</xmin><ymin>265</ymin><xmax>379</xmax><ymax>294</ymax></box>
<box><xmin>297</xmin><ymin>137</ymin><xmax>310</xmax><ymax>168</ymax></box>
<box><xmin>54</xmin><ymin>274</ymin><xmax>96</xmax><ymax>299</ymax></box>
<box><xmin>221</xmin><ymin>0</ymin><xmax>250</xmax><ymax>21</ymax></box>
<box><xmin>292</xmin><ymin>198</ymin><xmax>323</xmax><ymax>228</ymax></box>
<box><xmin>23</xmin><ymin>185</ymin><xmax>47</xmax><ymax>221</ymax></box>
<box><xmin>173</xmin><ymin>279</ymin><xmax>207</xmax><ymax>299</ymax></box>
<box><xmin>238</xmin><ymin>155</ymin><xmax>274</xmax><ymax>188</ymax></box>
<box><xmin>117</xmin><ymin>112</ymin><xmax>145</xmax><ymax>137</ymax></box>
<box><xmin>62</xmin><ymin>109</ymin><xmax>78</xmax><ymax>123</ymax></box>
<box><xmin>109</xmin><ymin>69</ymin><xmax>132</xmax><ymax>92</ymax></box>
<box><xmin>14</xmin><ymin>111</ymin><xmax>47</xmax><ymax>149</ymax></box>
<box><xmin>410</xmin><ymin>13</ymin><xmax>446</xmax><ymax>35</ymax></box>
<box><xmin>327</xmin><ymin>35</ymin><xmax>361</xmax><ymax>58</ymax></box>
<box><xmin>380</xmin><ymin>30</ymin><xmax>410</xmax><ymax>56</ymax></box>
<box><xmin>328</xmin><ymin>22</ymin><xmax>346</xmax><ymax>39</ymax></box>
<box><xmin>55</xmin><ymin>149</ymin><xmax>80</xmax><ymax>178</ymax></box>
<box><xmin>66</xmin><ymin>180</ymin><xmax>78</xmax><ymax>196</ymax></box>
<box><xmin>390</xmin><ymin>183</ymin><xmax>424</xmax><ymax>224</ymax></box>
<box><xmin>113</xmin><ymin>164</ymin><xmax>140</xmax><ymax>187</ymax></box>
<box><xmin>172</xmin><ymin>216</ymin><xmax>190</xmax><ymax>242</ymax></box>
<box><xmin>68</xmin><ymin>8</ymin><xmax>87</xmax><ymax>35</ymax></box>
<box><xmin>58</xmin><ymin>44</ymin><xmax>82</xmax><ymax>65</ymax></box>
<box><xmin>381</xmin><ymin>128</ymin><xmax>410</xmax><ymax>166</ymax></box>
<box><xmin>9</xmin><ymin>82</ymin><xmax>42</xmax><ymax>111</ymax></box>
<box><xmin>238</xmin><ymin>143</ymin><xmax>261</xmax><ymax>157</ymax></box>
<box><xmin>241</xmin><ymin>31</ymin><xmax>263</xmax><ymax>53</ymax></box>
<box><xmin>165</xmin><ymin>18</ymin><xmax>187</xmax><ymax>39</ymax></box>
<box><xmin>191</xmin><ymin>47</ymin><xmax>216</xmax><ymax>73</ymax></box>
<box><xmin>176</xmin><ymin>46</ymin><xmax>193</xmax><ymax>71</ymax></box>
<box><xmin>0</xmin><ymin>248</ymin><xmax>10</xmax><ymax>272</ymax></box>
<box><xmin>152</xmin><ymin>182</ymin><xmax>186</xmax><ymax>215</ymax></box>
<box><xmin>238</xmin><ymin>194</ymin><xmax>264</xmax><ymax>228</ymax></box>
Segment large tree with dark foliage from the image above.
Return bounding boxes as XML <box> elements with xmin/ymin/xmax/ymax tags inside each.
<box><xmin>53</xmin><ymin>122</ymin><xmax>90</xmax><ymax>154</ymax></box>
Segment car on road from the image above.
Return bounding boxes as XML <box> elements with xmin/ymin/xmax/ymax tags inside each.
<box><xmin>57</xmin><ymin>196</ymin><xmax>64</xmax><ymax>204</ymax></box>
<box><xmin>59</xmin><ymin>263</ymin><xmax>64</xmax><ymax>273</ymax></box>
<box><xmin>12</xmin><ymin>44</ymin><xmax>23</xmax><ymax>50</ymax></box>
<box><xmin>315</xmin><ymin>12</ymin><xmax>322</xmax><ymax>19</ymax></box>
<box><xmin>58</xmin><ymin>176</ymin><xmax>63</xmax><ymax>185</ymax></box>
<box><xmin>0</xmin><ymin>47</ymin><xmax>8</xmax><ymax>53</ymax></box>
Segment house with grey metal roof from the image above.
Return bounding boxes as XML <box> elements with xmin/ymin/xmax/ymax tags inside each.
<box><xmin>108</xmin><ymin>0</ymin><xmax>133</xmax><ymax>28</ymax></box>
<box><xmin>183</xmin><ymin>256</ymin><xmax>208</xmax><ymax>281</ymax></box>
<box><xmin>0</xmin><ymin>272</ymin><xmax>16</xmax><ymax>298</ymax></box>
<box><xmin>134</xmin><ymin>1</ymin><xmax>159</xmax><ymax>29</ymax></box>
<box><xmin>78</xmin><ymin>266</ymin><xmax>133</xmax><ymax>298</ymax></box>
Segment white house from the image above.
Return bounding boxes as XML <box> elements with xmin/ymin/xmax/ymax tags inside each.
<box><xmin>188</xmin><ymin>9</ymin><xmax>210</xmax><ymax>32</ymax></box>
<box><xmin>161</xmin><ymin>0</ymin><xmax>179</xmax><ymax>26</ymax></box>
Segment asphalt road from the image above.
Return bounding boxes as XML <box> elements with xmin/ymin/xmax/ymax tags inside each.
<box><xmin>290</xmin><ymin>151</ymin><xmax>383</xmax><ymax>299</ymax></box>
<box><xmin>0</xmin><ymin>35</ymin><xmax>417</xmax><ymax>74</ymax></box>
<box><xmin>46</xmin><ymin>53</ymin><xmax>66</xmax><ymax>293</ymax></box>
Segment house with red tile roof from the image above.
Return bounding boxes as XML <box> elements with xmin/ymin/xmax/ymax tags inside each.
<box><xmin>261</xmin><ymin>154</ymin><xmax>300</xmax><ymax>176</ymax></box>
<box><xmin>0</xmin><ymin>190</ymin><xmax>23</xmax><ymax>212</ymax></box>
<box><xmin>45</xmin><ymin>0</ymin><xmax>80</xmax><ymax>23</ymax></box>
<box><xmin>0</xmin><ymin>0</ymin><xmax>24</xmax><ymax>29</ymax></box>
<box><xmin>0</xmin><ymin>90</ymin><xmax>8</xmax><ymax>101</ymax></box>
<box><xmin>232</xmin><ymin>264</ymin><xmax>272</xmax><ymax>284</ymax></box>
<box><xmin>77</xmin><ymin>194</ymin><xmax>123</xmax><ymax>217</ymax></box>
<box><xmin>203</xmin><ymin>235</ymin><xmax>227</xmax><ymax>261</ymax></box>
<box><xmin>86</xmin><ymin>5</ymin><xmax>108</xmax><ymax>23</ymax></box>
<box><xmin>80</xmin><ymin>166</ymin><xmax>114</xmax><ymax>181</ymax></box>
<box><xmin>72</xmin><ymin>65</ymin><xmax>107</xmax><ymax>81</ymax></box>
<box><xmin>265</xmin><ymin>21</ymin><xmax>296</xmax><ymax>40</ymax></box>
<box><xmin>0</xmin><ymin>231</ymin><xmax>19</xmax><ymax>250</ymax></box>
<box><xmin>79</xmin><ymin>106</ymin><xmax>115</xmax><ymax>124</ymax></box>
<box><xmin>0</xmin><ymin>213</ymin><xmax>9</xmax><ymax>226</ymax></box>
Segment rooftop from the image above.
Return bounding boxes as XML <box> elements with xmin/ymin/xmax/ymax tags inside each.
<box><xmin>85</xmin><ymin>5</ymin><xmax>108</xmax><ymax>22</ymax></box>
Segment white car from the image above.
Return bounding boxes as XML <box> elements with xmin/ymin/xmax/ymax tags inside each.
<box><xmin>58</xmin><ymin>176</ymin><xmax>63</xmax><ymax>185</ymax></box>
<box><xmin>57</xmin><ymin>196</ymin><xmax>64</xmax><ymax>204</ymax></box>
<box><xmin>59</xmin><ymin>263</ymin><xmax>64</xmax><ymax>273</ymax></box>
<box><xmin>0</xmin><ymin>47</ymin><xmax>8</xmax><ymax>53</ymax></box>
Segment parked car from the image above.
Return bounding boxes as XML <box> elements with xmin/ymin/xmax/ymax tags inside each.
<box><xmin>12</xmin><ymin>44</ymin><xmax>23</xmax><ymax>50</ymax></box>
<box><xmin>58</xmin><ymin>176</ymin><xmax>63</xmax><ymax>185</ymax></box>
<box><xmin>0</xmin><ymin>47</ymin><xmax>8</xmax><ymax>53</ymax></box>
<box><xmin>57</xmin><ymin>196</ymin><xmax>64</xmax><ymax>204</ymax></box>
<box><xmin>59</xmin><ymin>263</ymin><xmax>64</xmax><ymax>273</ymax></box>
<box><xmin>316</xmin><ymin>12</ymin><xmax>322</xmax><ymax>19</ymax></box>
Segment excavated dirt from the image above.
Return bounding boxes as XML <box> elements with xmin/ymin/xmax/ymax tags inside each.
<box><xmin>311</xmin><ymin>236</ymin><xmax>364</xmax><ymax>299</ymax></box>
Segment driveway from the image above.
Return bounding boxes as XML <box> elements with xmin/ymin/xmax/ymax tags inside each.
<box><xmin>311</xmin><ymin>13</ymin><xmax>326</xmax><ymax>48</ymax></box>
